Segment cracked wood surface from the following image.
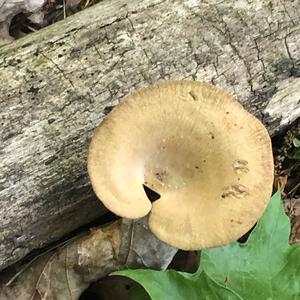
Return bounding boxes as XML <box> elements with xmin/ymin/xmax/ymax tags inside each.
<box><xmin>0</xmin><ymin>0</ymin><xmax>300</xmax><ymax>270</ymax></box>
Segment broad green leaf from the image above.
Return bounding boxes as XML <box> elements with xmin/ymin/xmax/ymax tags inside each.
<box><xmin>129</xmin><ymin>283</ymin><xmax>151</xmax><ymax>300</ymax></box>
<box><xmin>123</xmin><ymin>268</ymin><xmax>239</xmax><ymax>300</ymax></box>
<box><xmin>200</xmin><ymin>191</ymin><xmax>300</xmax><ymax>299</ymax></box>
<box><xmin>113</xmin><ymin>192</ymin><xmax>300</xmax><ymax>299</ymax></box>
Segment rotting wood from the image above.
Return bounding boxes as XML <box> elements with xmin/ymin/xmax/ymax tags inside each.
<box><xmin>0</xmin><ymin>0</ymin><xmax>300</xmax><ymax>270</ymax></box>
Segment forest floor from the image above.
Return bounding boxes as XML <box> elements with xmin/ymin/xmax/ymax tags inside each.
<box><xmin>1</xmin><ymin>2</ymin><xmax>299</xmax><ymax>298</ymax></box>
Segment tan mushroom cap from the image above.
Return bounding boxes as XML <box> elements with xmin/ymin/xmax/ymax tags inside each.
<box><xmin>88</xmin><ymin>81</ymin><xmax>274</xmax><ymax>250</ymax></box>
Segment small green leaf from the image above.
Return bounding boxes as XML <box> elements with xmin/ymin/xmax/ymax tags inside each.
<box><xmin>288</xmin><ymin>149</ymin><xmax>300</xmax><ymax>160</ymax></box>
<box><xmin>113</xmin><ymin>192</ymin><xmax>300</xmax><ymax>300</ymax></box>
<box><xmin>293</xmin><ymin>138</ymin><xmax>300</xmax><ymax>148</ymax></box>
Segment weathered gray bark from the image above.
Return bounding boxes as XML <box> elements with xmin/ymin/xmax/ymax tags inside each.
<box><xmin>0</xmin><ymin>0</ymin><xmax>300</xmax><ymax>270</ymax></box>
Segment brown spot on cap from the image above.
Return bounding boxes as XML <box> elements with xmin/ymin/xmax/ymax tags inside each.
<box><xmin>189</xmin><ymin>90</ymin><xmax>198</xmax><ymax>101</ymax></box>
<box><xmin>233</xmin><ymin>159</ymin><xmax>249</xmax><ymax>174</ymax></box>
<box><xmin>222</xmin><ymin>184</ymin><xmax>249</xmax><ymax>199</ymax></box>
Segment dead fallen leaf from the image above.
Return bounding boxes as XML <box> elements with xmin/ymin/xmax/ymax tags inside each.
<box><xmin>274</xmin><ymin>174</ymin><xmax>288</xmax><ymax>195</ymax></box>
<box><xmin>0</xmin><ymin>218</ymin><xmax>177</xmax><ymax>300</ymax></box>
<box><xmin>284</xmin><ymin>196</ymin><xmax>300</xmax><ymax>243</ymax></box>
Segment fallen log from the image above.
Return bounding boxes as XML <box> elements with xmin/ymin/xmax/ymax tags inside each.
<box><xmin>0</xmin><ymin>0</ymin><xmax>300</xmax><ymax>270</ymax></box>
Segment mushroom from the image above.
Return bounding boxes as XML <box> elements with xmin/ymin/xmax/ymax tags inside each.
<box><xmin>88</xmin><ymin>81</ymin><xmax>274</xmax><ymax>250</ymax></box>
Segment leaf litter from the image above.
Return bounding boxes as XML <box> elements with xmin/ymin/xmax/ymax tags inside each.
<box><xmin>0</xmin><ymin>219</ymin><xmax>176</xmax><ymax>300</ymax></box>
<box><xmin>0</xmin><ymin>0</ymin><xmax>104</xmax><ymax>44</ymax></box>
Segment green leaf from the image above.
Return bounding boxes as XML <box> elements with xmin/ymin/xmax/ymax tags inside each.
<box><xmin>288</xmin><ymin>138</ymin><xmax>300</xmax><ymax>159</ymax></box>
<box><xmin>200</xmin><ymin>191</ymin><xmax>298</xmax><ymax>299</ymax></box>
<box><xmin>129</xmin><ymin>283</ymin><xmax>151</xmax><ymax>300</ymax></box>
<box><xmin>119</xmin><ymin>268</ymin><xmax>239</xmax><ymax>300</ymax></box>
<box><xmin>293</xmin><ymin>138</ymin><xmax>300</xmax><ymax>148</ymax></box>
<box><xmin>288</xmin><ymin>148</ymin><xmax>300</xmax><ymax>160</ymax></box>
<box><xmin>113</xmin><ymin>192</ymin><xmax>300</xmax><ymax>299</ymax></box>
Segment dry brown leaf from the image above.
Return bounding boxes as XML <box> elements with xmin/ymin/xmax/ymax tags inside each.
<box><xmin>284</xmin><ymin>196</ymin><xmax>300</xmax><ymax>243</ymax></box>
<box><xmin>274</xmin><ymin>174</ymin><xmax>288</xmax><ymax>193</ymax></box>
<box><xmin>0</xmin><ymin>218</ymin><xmax>176</xmax><ymax>300</ymax></box>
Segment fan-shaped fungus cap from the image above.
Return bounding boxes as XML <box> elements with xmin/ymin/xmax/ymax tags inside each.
<box><xmin>88</xmin><ymin>81</ymin><xmax>274</xmax><ymax>250</ymax></box>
